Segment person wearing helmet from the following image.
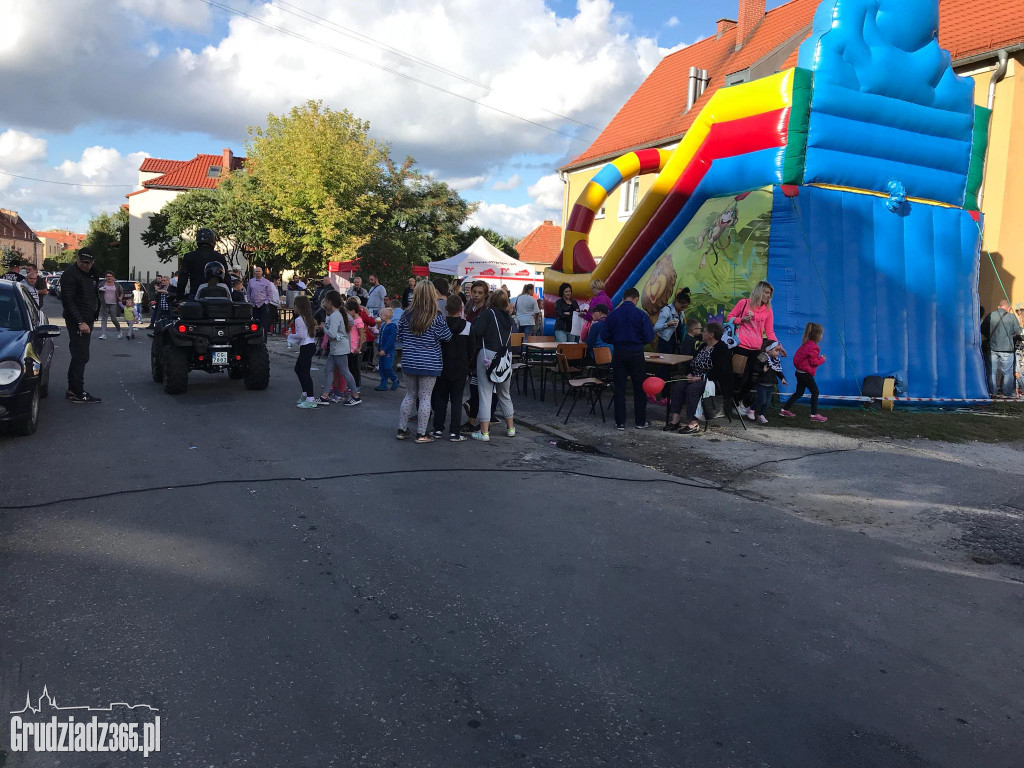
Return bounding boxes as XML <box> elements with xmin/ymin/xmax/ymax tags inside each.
<box><xmin>195</xmin><ymin>261</ymin><xmax>233</xmax><ymax>299</ymax></box>
<box><xmin>177</xmin><ymin>227</ymin><xmax>229</xmax><ymax>300</ymax></box>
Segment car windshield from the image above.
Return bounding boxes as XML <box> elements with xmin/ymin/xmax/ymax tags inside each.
<box><xmin>0</xmin><ymin>292</ymin><xmax>26</xmax><ymax>331</ymax></box>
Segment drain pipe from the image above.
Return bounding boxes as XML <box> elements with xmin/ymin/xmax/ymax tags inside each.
<box><xmin>978</xmin><ymin>49</ymin><xmax>1009</xmax><ymax>209</ymax></box>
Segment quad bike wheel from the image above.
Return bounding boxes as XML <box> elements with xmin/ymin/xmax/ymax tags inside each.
<box><xmin>162</xmin><ymin>345</ymin><xmax>189</xmax><ymax>394</ymax></box>
<box><xmin>243</xmin><ymin>345</ymin><xmax>270</xmax><ymax>390</ymax></box>
<box><xmin>151</xmin><ymin>337</ymin><xmax>164</xmax><ymax>382</ymax></box>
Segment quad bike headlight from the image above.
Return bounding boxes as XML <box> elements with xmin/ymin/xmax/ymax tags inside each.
<box><xmin>0</xmin><ymin>360</ymin><xmax>23</xmax><ymax>386</ymax></box>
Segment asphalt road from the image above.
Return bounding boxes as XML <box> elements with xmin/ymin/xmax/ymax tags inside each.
<box><xmin>0</xmin><ymin>298</ymin><xmax>1021</xmax><ymax>767</ymax></box>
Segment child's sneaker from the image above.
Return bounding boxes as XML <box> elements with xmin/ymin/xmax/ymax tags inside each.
<box><xmin>329</xmin><ymin>392</ymin><xmax>344</xmax><ymax>403</ymax></box>
<box><xmin>450</xmin><ymin>433</ymin><xmax>467</xmax><ymax>442</ymax></box>
<box><xmin>396</xmin><ymin>428</ymin><xmax>411</xmax><ymax>440</ymax></box>
<box><xmin>470</xmin><ymin>431</ymin><xmax>490</xmax><ymax>442</ymax></box>
<box><xmin>343</xmin><ymin>397</ymin><xmax>362</xmax><ymax>407</ymax></box>
<box><xmin>414</xmin><ymin>433</ymin><xmax>434</xmax><ymax>444</ymax></box>
<box><xmin>779</xmin><ymin>409</ymin><xmax>796</xmax><ymax>418</ymax></box>
<box><xmin>747</xmin><ymin>410</ymin><xmax>757</xmax><ymax>421</ymax></box>
<box><xmin>296</xmin><ymin>399</ymin><xmax>318</xmax><ymax>409</ymax></box>
<box><xmin>506</xmin><ymin>427</ymin><xmax>516</xmax><ymax>437</ymax></box>
<box><xmin>758</xmin><ymin>415</ymin><xmax>769</xmax><ymax>425</ymax></box>
<box><xmin>315</xmin><ymin>395</ymin><xmax>332</xmax><ymax>406</ymax></box>
<box><xmin>431</xmin><ymin>429</ymin><xmax>445</xmax><ymax>439</ymax></box>
<box><xmin>810</xmin><ymin>414</ymin><xmax>828</xmax><ymax>423</ymax></box>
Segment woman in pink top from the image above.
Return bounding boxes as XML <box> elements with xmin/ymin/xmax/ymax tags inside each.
<box><xmin>727</xmin><ymin>281</ymin><xmax>784</xmax><ymax>414</ymax></box>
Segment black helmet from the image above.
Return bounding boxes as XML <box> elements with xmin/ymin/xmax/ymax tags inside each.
<box><xmin>204</xmin><ymin>261</ymin><xmax>226</xmax><ymax>281</ymax></box>
<box><xmin>196</xmin><ymin>228</ymin><xmax>217</xmax><ymax>247</ymax></box>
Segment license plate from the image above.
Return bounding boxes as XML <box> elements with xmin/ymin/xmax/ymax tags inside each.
<box><xmin>212</xmin><ymin>352</ymin><xmax>228</xmax><ymax>365</ymax></box>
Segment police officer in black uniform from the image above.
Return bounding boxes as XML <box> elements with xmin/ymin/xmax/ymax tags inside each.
<box><xmin>177</xmin><ymin>228</ymin><xmax>229</xmax><ymax>300</ymax></box>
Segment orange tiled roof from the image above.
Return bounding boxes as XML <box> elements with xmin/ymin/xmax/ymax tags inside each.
<box><xmin>35</xmin><ymin>230</ymin><xmax>86</xmax><ymax>249</ymax></box>
<box><xmin>565</xmin><ymin>0</ymin><xmax>1024</xmax><ymax>170</ymax></box>
<box><xmin>139</xmin><ymin>158</ymin><xmax>187</xmax><ymax>174</ymax></box>
<box><xmin>143</xmin><ymin>154</ymin><xmax>246</xmax><ymax>190</ymax></box>
<box><xmin>515</xmin><ymin>220</ymin><xmax>563</xmax><ymax>266</ymax></box>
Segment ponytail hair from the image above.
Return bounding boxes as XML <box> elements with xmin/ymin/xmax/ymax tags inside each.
<box><xmin>803</xmin><ymin>322</ymin><xmax>824</xmax><ymax>343</ymax></box>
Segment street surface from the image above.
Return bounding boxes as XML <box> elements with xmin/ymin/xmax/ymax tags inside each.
<box><xmin>0</xmin><ymin>297</ymin><xmax>1021</xmax><ymax>767</ymax></box>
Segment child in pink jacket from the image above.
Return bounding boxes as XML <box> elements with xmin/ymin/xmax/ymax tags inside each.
<box><xmin>780</xmin><ymin>322</ymin><xmax>827</xmax><ymax>422</ymax></box>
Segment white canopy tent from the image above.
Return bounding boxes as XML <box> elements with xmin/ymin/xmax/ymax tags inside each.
<box><xmin>429</xmin><ymin>236</ymin><xmax>541</xmax><ymax>280</ymax></box>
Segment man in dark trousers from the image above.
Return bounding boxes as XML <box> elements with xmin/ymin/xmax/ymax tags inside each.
<box><xmin>59</xmin><ymin>248</ymin><xmax>103</xmax><ymax>403</ymax></box>
<box><xmin>177</xmin><ymin>228</ymin><xmax>228</xmax><ymax>300</ymax></box>
<box><xmin>603</xmin><ymin>287</ymin><xmax>654</xmax><ymax>430</ymax></box>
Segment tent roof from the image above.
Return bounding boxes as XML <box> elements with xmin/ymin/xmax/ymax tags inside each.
<box><xmin>429</xmin><ymin>236</ymin><xmax>539</xmax><ymax>277</ymax></box>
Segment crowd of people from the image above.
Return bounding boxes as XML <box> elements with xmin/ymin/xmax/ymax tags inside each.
<box><xmin>35</xmin><ymin>239</ymin><xmax>1024</xmax><ymax>421</ymax></box>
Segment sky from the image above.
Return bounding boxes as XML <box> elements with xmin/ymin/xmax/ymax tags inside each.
<box><xmin>0</xmin><ymin>0</ymin><xmax>790</xmax><ymax>239</ymax></box>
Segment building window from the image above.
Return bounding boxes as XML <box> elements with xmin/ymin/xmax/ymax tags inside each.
<box><xmin>595</xmin><ymin>205</ymin><xmax>606</xmax><ymax>219</ymax></box>
<box><xmin>207</xmin><ymin>166</ymin><xmax>222</xmax><ymax>178</ymax></box>
<box><xmin>618</xmin><ymin>177</ymin><xmax>641</xmax><ymax>218</ymax></box>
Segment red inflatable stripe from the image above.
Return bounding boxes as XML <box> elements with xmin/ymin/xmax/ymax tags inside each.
<box><xmin>635</xmin><ymin>148</ymin><xmax>663</xmax><ymax>173</ymax></box>
<box><xmin>573</xmin><ymin>239</ymin><xmax>597</xmax><ymax>274</ymax></box>
<box><xmin>566</xmin><ymin>204</ymin><xmax>596</xmax><ymax>233</ymax></box>
<box><xmin>605</xmin><ymin>107</ymin><xmax>791</xmax><ymax>292</ymax></box>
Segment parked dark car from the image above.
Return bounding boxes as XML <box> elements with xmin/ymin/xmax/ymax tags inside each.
<box><xmin>115</xmin><ymin>280</ymin><xmax>153</xmax><ymax>314</ymax></box>
<box><xmin>0</xmin><ymin>280</ymin><xmax>61</xmax><ymax>435</ymax></box>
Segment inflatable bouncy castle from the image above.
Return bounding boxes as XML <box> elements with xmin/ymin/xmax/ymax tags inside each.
<box><xmin>545</xmin><ymin>0</ymin><xmax>991</xmax><ymax>402</ymax></box>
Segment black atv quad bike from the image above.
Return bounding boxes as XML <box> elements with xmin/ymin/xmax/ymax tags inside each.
<box><xmin>151</xmin><ymin>292</ymin><xmax>270</xmax><ymax>394</ymax></box>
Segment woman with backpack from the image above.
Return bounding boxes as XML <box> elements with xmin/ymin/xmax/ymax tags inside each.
<box><xmin>470</xmin><ymin>289</ymin><xmax>516</xmax><ymax>442</ymax></box>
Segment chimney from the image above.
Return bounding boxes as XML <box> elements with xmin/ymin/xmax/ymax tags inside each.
<box><xmin>687</xmin><ymin>67</ymin><xmax>699</xmax><ymax>111</ymax></box>
<box><xmin>222</xmin><ymin>147</ymin><xmax>233</xmax><ymax>172</ymax></box>
<box><xmin>543</xmin><ymin>220</ymin><xmax>553</xmax><ymax>226</ymax></box>
<box><xmin>716</xmin><ymin>18</ymin><xmax>737</xmax><ymax>39</ymax></box>
<box><xmin>736</xmin><ymin>0</ymin><xmax>765</xmax><ymax>48</ymax></box>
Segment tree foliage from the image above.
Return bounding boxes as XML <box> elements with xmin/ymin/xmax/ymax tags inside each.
<box><xmin>83</xmin><ymin>208</ymin><xmax>129</xmax><ymax>276</ymax></box>
<box><xmin>356</xmin><ymin>157</ymin><xmax>475</xmax><ymax>292</ymax></box>
<box><xmin>141</xmin><ymin>174</ymin><xmax>272</xmax><ymax>271</ymax></box>
<box><xmin>454</xmin><ymin>226</ymin><xmax>520</xmax><ymax>258</ymax></box>
<box><xmin>1</xmin><ymin>245</ymin><xmax>26</xmax><ymax>270</ymax></box>
<box><xmin>246</xmin><ymin>100</ymin><xmax>388</xmax><ymax>275</ymax></box>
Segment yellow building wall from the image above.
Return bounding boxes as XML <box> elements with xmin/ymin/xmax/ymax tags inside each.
<box><xmin>970</xmin><ymin>54</ymin><xmax>1023</xmax><ymax>311</ymax></box>
<box><xmin>562</xmin><ymin>160</ymin><xmax>661</xmax><ymax>263</ymax></box>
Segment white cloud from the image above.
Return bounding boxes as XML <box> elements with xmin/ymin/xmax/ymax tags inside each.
<box><xmin>491</xmin><ymin>174</ymin><xmax>523</xmax><ymax>191</ymax></box>
<box><xmin>468</xmin><ymin>173</ymin><xmax>564</xmax><ymax>237</ymax></box>
<box><xmin>665</xmin><ymin>16</ymin><xmax>680</xmax><ymax>28</ymax></box>
<box><xmin>0</xmin><ymin>0</ymin><xmax>668</xmax><ymax>178</ymax></box>
<box><xmin>0</xmin><ymin>135</ymin><xmax>147</xmax><ymax>231</ymax></box>
<box><xmin>0</xmin><ymin>129</ymin><xmax>48</xmax><ymax>167</ymax></box>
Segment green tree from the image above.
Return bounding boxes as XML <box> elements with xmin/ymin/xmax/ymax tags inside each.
<box><xmin>83</xmin><ymin>208</ymin><xmax>129</xmax><ymax>276</ymax></box>
<box><xmin>454</xmin><ymin>226</ymin><xmax>520</xmax><ymax>258</ymax></box>
<box><xmin>246</xmin><ymin>100</ymin><xmax>388</xmax><ymax>275</ymax></box>
<box><xmin>1</xmin><ymin>245</ymin><xmax>27</xmax><ymax>270</ymax></box>
<box><xmin>141</xmin><ymin>177</ymin><xmax>272</xmax><ymax>272</ymax></box>
<box><xmin>357</xmin><ymin>157</ymin><xmax>475</xmax><ymax>292</ymax></box>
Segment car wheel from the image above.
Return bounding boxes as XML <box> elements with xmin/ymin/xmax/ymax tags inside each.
<box><xmin>11</xmin><ymin>386</ymin><xmax>40</xmax><ymax>436</ymax></box>
<box><xmin>243</xmin><ymin>344</ymin><xmax>270</xmax><ymax>390</ymax></box>
<box><xmin>151</xmin><ymin>336</ymin><xmax>165</xmax><ymax>382</ymax></box>
<box><xmin>162</xmin><ymin>346</ymin><xmax>189</xmax><ymax>394</ymax></box>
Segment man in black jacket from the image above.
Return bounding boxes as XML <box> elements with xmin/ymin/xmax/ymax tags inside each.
<box><xmin>59</xmin><ymin>248</ymin><xmax>102</xmax><ymax>403</ymax></box>
<box><xmin>177</xmin><ymin>228</ymin><xmax>228</xmax><ymax>300</ymax></box>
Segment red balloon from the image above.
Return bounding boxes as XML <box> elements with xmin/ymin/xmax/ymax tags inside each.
<box><xmin>642</xmin><ymin>376</ymin><xmax>666</xmax><ymax>397</ymax></box>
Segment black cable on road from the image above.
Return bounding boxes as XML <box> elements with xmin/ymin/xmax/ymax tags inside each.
<box><xmin>0</xmin><ymin>467</ymin><xmax>717</xmax><ymax>511</ymax></box>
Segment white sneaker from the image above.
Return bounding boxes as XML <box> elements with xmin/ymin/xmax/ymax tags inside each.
<box><xmin>746</xmin><ymin>410</ymin><xmax>756</xmax><ymax>421</ymax></box>
<box><xmin>97</xmin><ymin>334</ymin><xmax>106</xmax><ymax>340</ymax></box>
<box><xmin>758</xmin><ymin>415</ymin><xmax>769</xmax><ymax>425</ymax></box>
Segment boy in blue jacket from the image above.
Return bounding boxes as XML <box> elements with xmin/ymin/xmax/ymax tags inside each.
<box><xmin>375</xmin><ymin>308</ymin><xmax>400</xmax><ymax>390</ymax></box>
<box><xmin>603</xmin><ymin>288</ymin><xmax>655</xmax><ymax>430</ymax></box>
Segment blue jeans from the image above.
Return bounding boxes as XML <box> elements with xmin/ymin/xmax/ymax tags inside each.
<box><xmin>555</xmin><ymin>330</ymin><xmax>579</xmax><ymax>343</ymax></box>
<box><xmin>378</xmin><ymin>354</ymin><xmax>398</xmax><ymax>387</ymax></box>
<box><xmin>754</xmin><ymin>385</ymin><xmax>774</xmax><ymax>419</ymax></box>
<box><xmin>989</xmin><ymin>351</ymin><xmax>1015</xmax><ymax>395</ymax></box>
